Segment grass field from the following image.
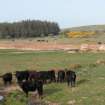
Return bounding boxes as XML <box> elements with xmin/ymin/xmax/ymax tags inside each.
<box><xmin>0</xmin><ymin>34</ymin><xmax>105</xmax><ymax>45</ymax></box>
<box><xmin>0</xmin><ymin>50</ymin><xmax>105</xmax><ymax>105</ymax></box>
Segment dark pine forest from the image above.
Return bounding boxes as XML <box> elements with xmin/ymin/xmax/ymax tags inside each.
<box><xmin>0</xmin><ymin>20</ymin><xmax>60</xmax><ymax>38</ymax></box>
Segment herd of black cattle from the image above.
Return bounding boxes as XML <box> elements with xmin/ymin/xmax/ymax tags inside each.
<box><xmin>0</xmin><ymin>70</ymin><xmax>76</xmax><ymax>98</ymax></box>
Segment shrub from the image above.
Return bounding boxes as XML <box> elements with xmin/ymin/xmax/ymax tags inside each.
<box><xmin>96</xmin><ymin>59</ymin><xmax>105</xmax><ymax>65</ymax></box>
<box><xmin>66</xmin><ymin>31</ymin><xmax>96</xmax><ymax>38</ymax></box>
<box><xmin>69</xmin><ymin>64</ymin><xmax>82</xmax><ymax>69</ymax></box>
<box><xmin>88</xmin><ymin>63</ymin><xmax>97</xmax><ymax>68</ymax></box>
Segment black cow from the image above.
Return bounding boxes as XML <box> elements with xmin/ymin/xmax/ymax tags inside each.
<box><xmin>66</xmin><ymin>70</ymin><xmax>76</xmax><ymax>87</ymax></box>
<box><xmin>40</xmin><ymin>70</ymin><xmax>56</xmax><ymax>83</ymax></box>
<box><xmin>1</xmin><ymin>72</ymin><xmax>12</xmax><ymax>85</ymax></box>
<box><xmin>57</xmin><ymin>70</ymin><xmax>65</xmax><ymax>83</ymax></box>
<box><xmin>29</xmin><ymin>71</ymin><xmax>41</xmax><ymax>81</ymax></box>
<box><xmin>29</xmin><ymin>70</ymin><xmax>56</xmax><ymax>83</ymax></box>
<box><xmin>15</xmin><ymin>71</ymin><xmax>29</xmax><ymax>83</ymax></box>
<box><xmin>48</xmin><ymin>70</ymin><xmax>56</xmax><ymax>82</ymax></box>
<box><xmin>19</xmin><ymin>80</ymin><xmax>43</xmax><ymax>98</ymax></box>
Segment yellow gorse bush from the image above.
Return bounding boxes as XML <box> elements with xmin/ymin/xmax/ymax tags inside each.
<box><xmin>66</xmin><ymin>31</ymin><xmax>95</xmax><ymax>38</ymax></box>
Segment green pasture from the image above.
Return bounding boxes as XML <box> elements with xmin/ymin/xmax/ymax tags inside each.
<box><xmin>0</xmin><ymin>50</ymin><xmax>105</xmax><ymax>105</ymax></box>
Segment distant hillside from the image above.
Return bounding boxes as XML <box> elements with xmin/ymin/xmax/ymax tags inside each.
<box><xmin>62</xmin><ymin>25</ymin><xmax>105</xmax><ymax>38</ymax></box>
<box><xmin>63</xmin><ymin>25</ymin><xmax>105</xmax><ymax>31</ymax></box>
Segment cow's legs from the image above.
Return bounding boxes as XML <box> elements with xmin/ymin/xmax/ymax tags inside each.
<box><xmin>67</xmin><ymin>80</ymin><xmax>69</xmax><ymax>86</ymax></box>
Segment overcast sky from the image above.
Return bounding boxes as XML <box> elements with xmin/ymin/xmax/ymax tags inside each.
<box><xmin>0</xmin><ymin>0</ymin><xmax>105</xmax><ymax>28</ymax></box>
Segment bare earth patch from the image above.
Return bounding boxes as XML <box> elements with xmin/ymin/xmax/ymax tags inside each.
<box><xmin>0</xmin><ymin>84</ymin><xmax>22</xmax><ymax>96</ymax></box>
<box><xmin>0</xmin><ymin>41</ymin><xmax>104</xmax><ymax>52</ymax></box>
<box><xmin>0</xmin><ymin>41</ymin><xmax>79</xmax><ymax>51</ymax></box>
<box><xmin>67</xmin><ymin>100</ymin><xmax>76</xmax><ymax>105</ymax></box>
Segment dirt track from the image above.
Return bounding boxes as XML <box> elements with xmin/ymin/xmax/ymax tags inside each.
<box><xmin>0</xmin><ymin>41</ymin><xmax>104</xmax><ymax>51</ymax></box>
<box><xmin>0</xmin><ymin>41</ymin><xmax>79</xmax><ymax>51</ymax></box>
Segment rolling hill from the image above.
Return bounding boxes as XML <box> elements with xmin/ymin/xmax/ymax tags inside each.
<box><xmin>63</xmin><ymin>24</ymin><xmax>105</xmax><ymax>31</ymax></box>
<box><xmin>60</xmin><ymin>25</ymin><xmax>105</xmax><ymax>44</ymax></box>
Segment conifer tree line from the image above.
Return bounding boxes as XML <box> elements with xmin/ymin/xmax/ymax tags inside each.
<box><xmin>0</xmin><ymin>20</ymin><xmax>60</xmax><ymax>38</ymax></box>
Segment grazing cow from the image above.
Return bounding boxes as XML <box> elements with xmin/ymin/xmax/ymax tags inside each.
<box><xmin>49</xmin><ymin>70</ymin><xmax>56</xmax><ymax>82</ymax></box>
<box><xmin>19</xmin><ymin>80</ymin><xmax>43</xmax><ymax>98</ymax></box>
<box><xmin>66</xmin><ymin>70</ymin><xmax>76</xmax><ymax>87</ymax></box>
<box><xmin>1</xmin><ymin>72</ymin><xmax>12</xmax><ymax>85</ymax></box>
<box><xmin>29</xmin><ymin>70</ymin><xmax>56</xmax><ymax>83</ymax></box>
<box><xmin>40</xmin><ymin>70</ymin><xmax>56</xmax><ymax>83</ymax></box>
<box><xmin>36</xmin><ymin>80</ymin><xmax>43</xmax><ymax>97</ymax></box>
<box><xmin>29</xmin><ymin>71</ymin><xmax>41</xmax><ymax>81</ymax></box>
<box><xmin>38</xmin><ymin>71</ymin><xmax>49</xmax><ymax>83</ymax></box>
<box><xmin>15</xmin><ymin>71</ymin><xmax>29</xmax><ymax>83</ymax></box>
<box><xmin>57</xmin><ymin>70</ymin><xmax>65</xmax><ymax>82</ymax></box>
